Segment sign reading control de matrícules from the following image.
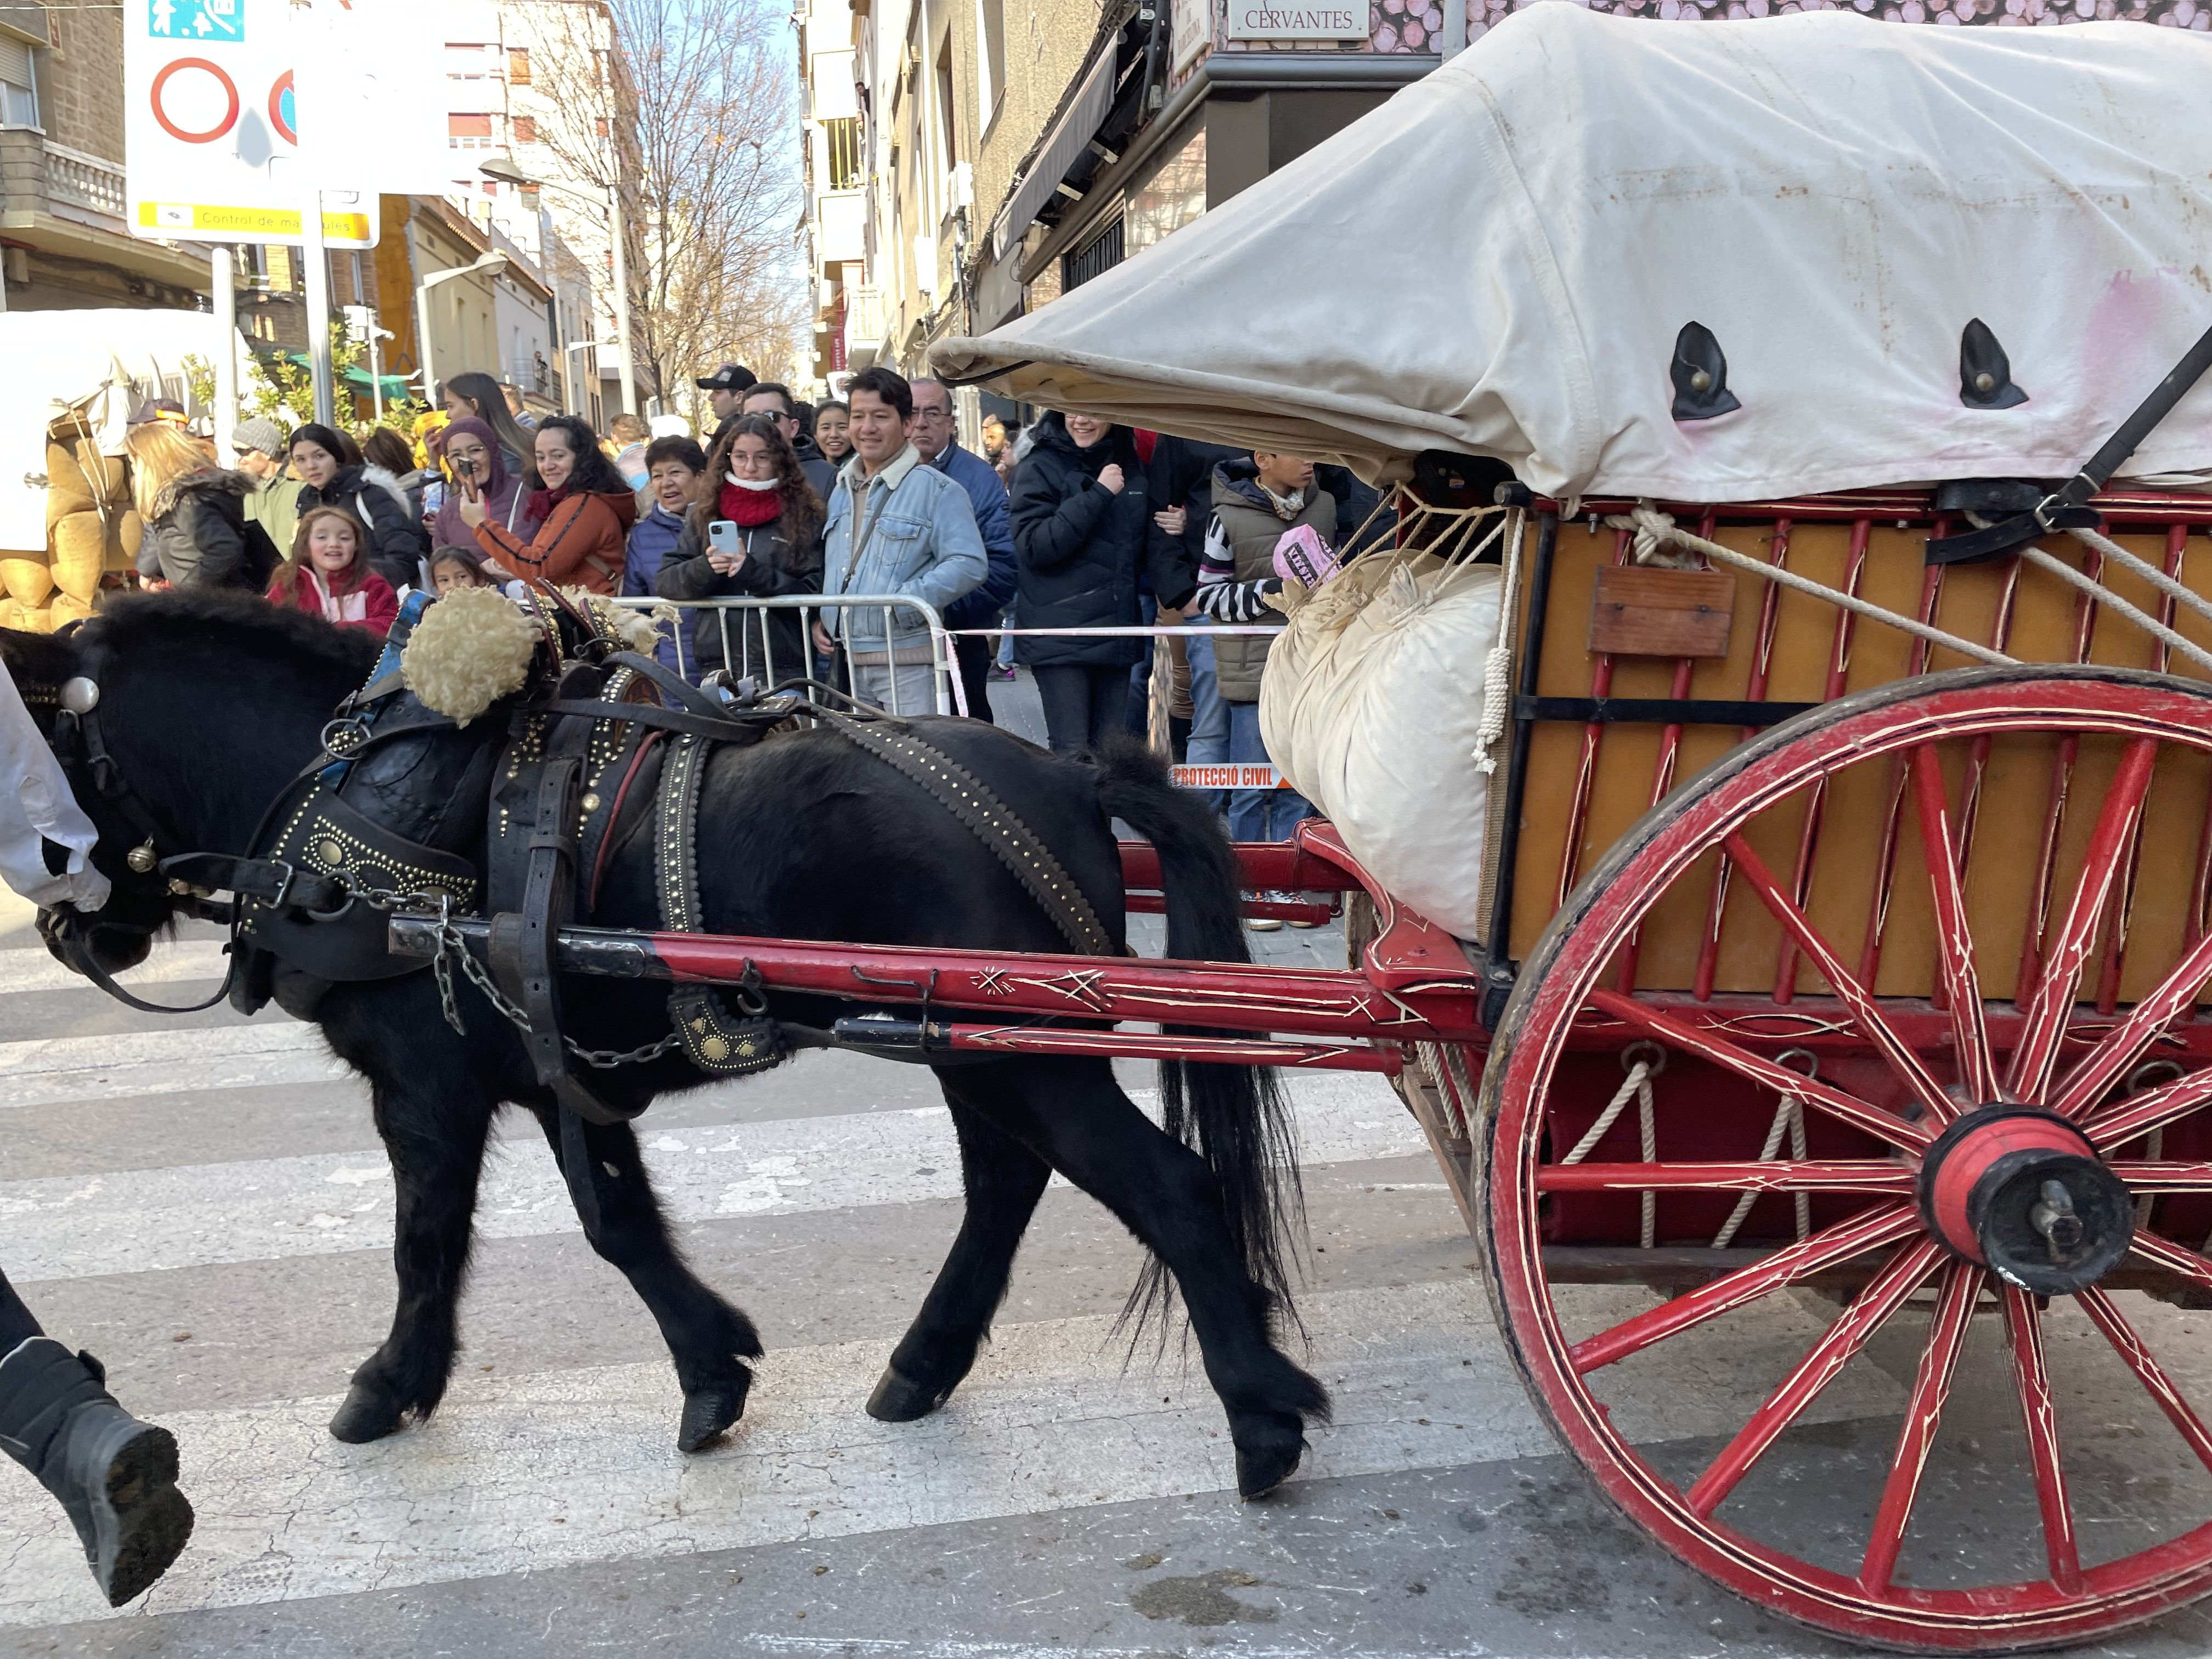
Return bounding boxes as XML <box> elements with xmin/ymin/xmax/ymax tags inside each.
<box><xmin>1226</xmin><ymin>0</ymin><xmax>1367</xmax><ymax>38</ymax></box>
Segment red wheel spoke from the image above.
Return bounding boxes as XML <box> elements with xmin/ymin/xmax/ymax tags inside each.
<box><xmin>1587</xmin><ymin>988</ymin><xmax>1933</xmax><ymax>1152</ymax></box>
<box><xmin>2002</xmin><ymin>1284</ymin><xmax>2084</xmax><ymax>1594</ymax></box>
<box><xmin>2008</xmin><ymin>737</ymin><xmax>2160</xmax><ymax>1104</ymax></box>
<box><xmin>2076</xmin><ymin>1285</ymin><xmax>2212</xmax><ymax>1476</ymax></box>
<box><xmin>1569</xmin><ymin>1205</ymin><xmax>1921</xmax><ymax>1374</ymax></box>
<box><xmin>1536</xmin><ymin>1161</ymin><xmax>1913</xmax><ymax>1194</ymax></box>
<box><xmin>1860</xmin><ymin>1262</ymin><xmax>1983</xmax><ymax>1592</ymax></box>
<box><xmin>1685</xmin><ymin>1238</ymin><xmax>1943</xmax><ymax>1518</ymax></box>
<box><xmin>2106</xmin><ymin>1161</ymin><xmax>2212</xmax><ymax>1192</ymax></box>
<box><xmin>2050</xmin><ymin>929</ymin><xmax>2212</xmax><ymax>1120</ymax></box>
<box><xmin>2130</xmin><ymin>1229</ymin><xmax>2212</xmax><ymax>1296</ymax></box>
<box><xmin>2085</xmin><ymin>1068</ymin><xmax>2212</xmax><ymax>1152</ymax></box>
<box><xmin>1722</xmin><ymin>832</ymin><xmax>1953</xmax><ymax>1121</ymax></box>
<box><xmin>1909</xmin><ymin>746</ymin><xmax>1997</xmax><ymax>1105</ymax></box>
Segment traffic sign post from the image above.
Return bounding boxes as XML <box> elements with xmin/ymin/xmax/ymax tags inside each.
<box><xmin>126</xmin><ymin>0</ymin><xmax>385</xmax><ymax>426</ymax></box>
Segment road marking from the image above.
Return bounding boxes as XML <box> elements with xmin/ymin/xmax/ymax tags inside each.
<box><xmin>0</xmin><ymin>938</ymin><xmax>232</xmax><ymax>996</ymax></box>
<box><xmin>3</xmin><ymin>1079</ymin><xmax>1418</xmax><ymax>1281</ymax></box>
<box><xmin>0</xmin><ymin>1279</ymin><xmax>1897</xmax><ymax>1628</ymax></box>
<box><xmin>0</xmin><ymin>1022</ymin><xmax>343</xmax><ymax>1109</ymax></box>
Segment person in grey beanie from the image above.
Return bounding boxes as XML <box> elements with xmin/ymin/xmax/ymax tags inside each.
<box><xmin>230</xmin><ymin>416</ymin><xmax>301</xmax><ymax>555</ymax></box>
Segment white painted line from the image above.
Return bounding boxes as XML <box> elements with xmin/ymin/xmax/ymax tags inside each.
<box><xmin>0</xmin><ymin>1022</ymin><xmax>344</xmax><ymax>1109</ymax></box>
<box><xmin>0</xmin><ymin>938</ymin><xmax>233</xmax><ymax>997</ymax></box>
<box><xmin>3</xmin><ymin>1075</ymin><xmax>1414</xmax><ymax>1282</ymax></box>
<box><xmin>0</xmin><ymin>1279</ymin><xmax>1898</xmax><ymax>1628</ymax></box>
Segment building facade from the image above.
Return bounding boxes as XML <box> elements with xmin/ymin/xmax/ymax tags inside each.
<box><xmin>0</xmin><ymin>0</ymin><xmax>206</xmax><ymax>312</ymax></box>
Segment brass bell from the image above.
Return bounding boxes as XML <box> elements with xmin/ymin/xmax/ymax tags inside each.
<box><xmin>126</xmin><ymin>839</ymin><xmax>157</xmax><ymax>873</ymax></box>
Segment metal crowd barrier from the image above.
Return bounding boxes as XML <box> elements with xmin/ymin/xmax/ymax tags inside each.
<box><xmin>610</xmin><ymin>593</ymin><xmax>960</xmax><ymax>718</ymax></box>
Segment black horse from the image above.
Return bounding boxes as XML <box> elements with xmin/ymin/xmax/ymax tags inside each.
<box><xmin>1</xmin><ymin>592</ymin><xmax>1327</xmax><ymax>1497</ymax></box>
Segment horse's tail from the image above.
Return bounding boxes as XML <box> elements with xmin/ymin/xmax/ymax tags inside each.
<box><xmin>1092</xmin><ymin>738</ymin><xmax>1307</xmax><ymax>1341</ymax></box>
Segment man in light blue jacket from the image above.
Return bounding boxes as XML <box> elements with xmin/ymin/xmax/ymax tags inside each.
<box><xmin>813</xmin><ymin>365</ymin><xmax>988</xmax><ymax>714</ymax></box>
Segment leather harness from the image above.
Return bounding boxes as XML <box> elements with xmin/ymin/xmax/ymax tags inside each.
<box><xmin>32</xmin><ymin>589</ymin><xmax>1111</xmax><ymax>1194</ymax></box>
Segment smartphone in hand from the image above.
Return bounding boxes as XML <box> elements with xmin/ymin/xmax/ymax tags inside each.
<box><xmin>707</xmin><ymin>521</ymin><xmax>742</xmax><ymax>554</ymax></box>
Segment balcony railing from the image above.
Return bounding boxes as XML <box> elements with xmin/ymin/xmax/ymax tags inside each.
<box><xmin>42</xmin><ymin>142</ymin><xmax>127</xmax><ymax>225</ymax></box>
<box><xmin>841</xmin><ymin>283</ymin><xmax>884</xmax><ymax>365</ymax></box>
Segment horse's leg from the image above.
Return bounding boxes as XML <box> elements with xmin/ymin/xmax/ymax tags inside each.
<box><xmin>328</xmin><ymin>1071</ymin><xmax>497</xmax><ymax>1443</ymax></box>
<box><xmin>867</xmin><ymin>1074</ymin><xmax>1052</xmax><ymax>1421</ymax></box>
<box><xmin>960</xmin><ymin>1057</ymin><xmax>1328</xmax><ymax>1498</ymax></box>
<box><xmin>529</xmin><ymin>1105</ymin><xmax>762</xmax><ymax>1452</ymax></box>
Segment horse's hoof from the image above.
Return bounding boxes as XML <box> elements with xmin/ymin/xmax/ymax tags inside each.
<box><xmin>1233</xmin><ymin>1424</ymin><xmax>1308</xmax><ymax>1500</ymax></box>
<box><xmin>328</xmin><ymin>1385</ymin><xmax>404</xmax><ymax>1444</ymax></box>
<box><xmin>678</xmin><ymin>1369</ymin><xmax>752</xmax><ymax>1453</ymax></box>
<box><xmin>865</xmin><ymin>1364</ymin><xmax>949</xmax><ymax>1423</ymax></box>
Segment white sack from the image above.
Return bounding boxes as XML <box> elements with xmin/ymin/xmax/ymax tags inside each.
<box><xmin>938</xmin><ymin>9</ymin><xmax>2212</xmax><ymax>502</ymax></box>
<box><xmin>1260</xmin><ymin>555</ymin><xmax>1502</xmax><ymax>941</ymax></box>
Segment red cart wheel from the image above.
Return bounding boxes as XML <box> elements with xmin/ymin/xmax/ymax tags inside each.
<box><xmin>1480</xmin><ymin>667</ymin><xmax>2212</xmax><ymax>1651</ymax></box>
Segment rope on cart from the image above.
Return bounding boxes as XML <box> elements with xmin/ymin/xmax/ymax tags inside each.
<box><xmin>1476</xmin><ymin>507</ymin><xmax>1527</xmax><ymax>775</ymax></box>
<box><xmin>1712</xmin><ymin>1094</ymin><xmax>1810</xmax><ymax>1250</ymax></box>
<box><xmin>1608</xmin><ymin>506</ymin><xmax>2017</xmax><ymax>668</ymax></box>
<box><xmin>1559</xmin><ymin>1052</ymin><xmax>1660</xmax><ymax>1249</ymax></box>
<box><xmin>1946</xmin><ymin>512</ymin><xmax>2212</xmax><ymax>676</ymax></box>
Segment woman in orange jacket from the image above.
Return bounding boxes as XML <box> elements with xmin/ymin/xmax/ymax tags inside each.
<box><xmin>460</xmin><ymin>414</ymin><xmax>633</xmax><ymax>594</ymax></box>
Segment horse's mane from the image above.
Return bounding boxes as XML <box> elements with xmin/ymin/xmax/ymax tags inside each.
<box><xmin>90</xmin><ymin>588</ymin><xmax>382</xmax><ymax>684</ymax></box>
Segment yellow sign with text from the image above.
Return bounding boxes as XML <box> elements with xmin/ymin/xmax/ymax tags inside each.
<box><xmin>137</xmin><ymin>201</ymin><xmax>375</xmax><ymax>246</ymax></box>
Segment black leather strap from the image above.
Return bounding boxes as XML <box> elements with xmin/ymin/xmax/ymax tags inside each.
<box><xmin>658</xmin><ymin>734</ymin><xmax>785</xmax><ymax>1076</ymax></box>
<box><xmin>817</xmin><ymin>719</ymin><xmax>1112</xmax><ymax>956</ymax></box>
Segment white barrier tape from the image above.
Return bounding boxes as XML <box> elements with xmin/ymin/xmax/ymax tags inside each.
<box><xmin>1171</xmin><ymin>764</ymin><xmax>1290</xmax><ymax>791</ymax></box>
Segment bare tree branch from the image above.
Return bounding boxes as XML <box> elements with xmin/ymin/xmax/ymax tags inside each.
<box><xmin>526</xmin><ymin>0</ymin><xmax>806</xmax><ymax>425</ymax></box>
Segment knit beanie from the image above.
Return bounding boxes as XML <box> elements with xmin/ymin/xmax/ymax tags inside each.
<box><xmin>233</xmin><ymin>416</ymin><xmax>285</xmax><ymax>459</ymax></box>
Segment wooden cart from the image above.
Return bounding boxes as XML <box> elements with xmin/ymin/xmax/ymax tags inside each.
<box><xmin>398</xmin><ymin>481</ymin><xmax>2212</xmax><ymax>1648</ymax></box>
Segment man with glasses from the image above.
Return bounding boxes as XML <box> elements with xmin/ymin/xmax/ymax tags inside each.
<box><xmin>741</xmin><ymin>382</ymin><xmax>837</xmax><ymax>504</ymax></box>
<box><xmin>908</xmin><ymin>380</ymin><xmax>1016</xmax><ymax>721</ymax></box>
<box><xmin>232</xmin><ymin>416</ymin><xmax>301</xmax><ymax>555</ymax></box>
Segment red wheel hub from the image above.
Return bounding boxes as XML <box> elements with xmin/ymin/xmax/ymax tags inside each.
<box><xmin>1916</xmin><ymin>1105</ymin><xmax>2134</xmax><ymax>1294</ymax></box>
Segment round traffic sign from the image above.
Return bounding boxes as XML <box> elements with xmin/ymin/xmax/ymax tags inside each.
<box><xmin>268</xmin><ymin>70</ymin><xmax>296</xmax><ymax>145</ymax></box>
<box><xmin>149</xmin><ymin>57</ymin><xmax>240</xmax><ymax>145</ymax></box>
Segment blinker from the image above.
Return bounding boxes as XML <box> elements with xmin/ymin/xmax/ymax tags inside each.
<box><xmin>58</xmin><ymin>676</ymin><xmax>99</xmax><ymax>714</ymax></box>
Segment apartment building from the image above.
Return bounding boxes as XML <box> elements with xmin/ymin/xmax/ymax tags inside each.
<box><xmin>0</xmin><ymin>0</ymin><xmax>207</xmax><ymax>311</ymax></box>
<box><xmin>798</xmin><ymin>0</ymin><xmax>868</xmax><ymax>391</ymax></box>
<box><xmin>442</xmin><ymin>0</ymin><xmax>642</xmax><ymax>416</ymax></box>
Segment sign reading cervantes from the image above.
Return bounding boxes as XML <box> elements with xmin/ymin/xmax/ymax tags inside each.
<box><xmin>1224</xmin><ymin>0</ymin><xmax>1367</xmax><ymax>38</ymax></box>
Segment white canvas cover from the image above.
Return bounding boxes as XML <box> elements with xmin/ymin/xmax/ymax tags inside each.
<box><xmin>935</xmin><ymin>9</ymin><xmax>2212</xmax><ymax>502</ymax></box>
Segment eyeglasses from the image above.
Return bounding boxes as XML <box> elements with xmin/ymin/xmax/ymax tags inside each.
<box><xmin>912</xmin><ymin>407</ymin><xmax>953</xmax><ymax>422</ymax></box>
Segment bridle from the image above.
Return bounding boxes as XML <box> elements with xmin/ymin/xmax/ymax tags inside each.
<box><xmin>29</xmin><ymin>634</ymin><xmax>240</xmax><ymax>1015</ymax></box>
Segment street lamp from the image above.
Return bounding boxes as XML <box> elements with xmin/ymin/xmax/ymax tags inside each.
<box><xmin>480</xmin><ymin>155</ymin><xmax>638</xmax><ymax>420</ymax></box>
<box><xmin>415</xmin><ymin>250</ymin><xmax>510</xmax><ymax>405</ymax></box>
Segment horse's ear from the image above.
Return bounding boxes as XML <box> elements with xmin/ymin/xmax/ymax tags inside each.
<box><xmin>0</xmin><ymin>623</ymin><xmax>78</xmax><ymax>691</ymax></box>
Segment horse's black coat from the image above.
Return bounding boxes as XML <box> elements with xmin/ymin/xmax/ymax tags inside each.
<box><xmin>3</xmin><ymin>594</ymin><xmax>1329</xmax><ymax>1496</ymax></box>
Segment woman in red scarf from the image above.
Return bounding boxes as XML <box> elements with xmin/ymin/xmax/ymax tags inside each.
<box><xmin>462</xmin><ymin>414</ymin><xmax>634</xmax><ymax>594</ymax></box>
<box><xmin>652</xmin><ymin>415</ymin><xmax>825</xmax><ymax>684</ymax></box>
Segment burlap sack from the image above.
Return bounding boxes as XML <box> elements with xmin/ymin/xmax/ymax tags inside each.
<box><xmin>50</xmin><ymin>511</ymin><xmax>106</xmax><ymax>602</ymax></box>
<box><xmin>0</xmin><ymin>554</ymin><xmax>53</xmax><ymax>606</ymax></box>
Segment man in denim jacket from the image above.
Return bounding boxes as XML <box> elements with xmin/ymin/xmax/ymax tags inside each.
<box><xmin>813</xmin><ymin>365</ymin><xmax>988</xmax><ymax>714</ymax></box>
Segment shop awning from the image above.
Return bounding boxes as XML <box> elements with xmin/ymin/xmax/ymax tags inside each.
<box><xmin>994</xmin><ymin>46</ymin><xmax>1120</xmax><ymax>260</ymax></box>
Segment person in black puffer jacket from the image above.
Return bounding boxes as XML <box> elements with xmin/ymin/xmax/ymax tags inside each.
<box><xmin>286</xmin><ymin>422</ymin><xmax>430</xmax><ymax>591</ymax></box>
<box><xmin>654</xmin><ymin>415</ymin><xmax>825</xmax><ymax>685</ymax></box>
<box><xmin>122</xmin><ymin>411</ymin><xmax>268</xmax><ymax>590</ymax></box>
<box><xmin>1008</xmin><ymin>411</ymin><xmax>1188</xmax><ymax>753</ymax></box>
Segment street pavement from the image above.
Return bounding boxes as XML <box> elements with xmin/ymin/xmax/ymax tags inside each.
<box><xmin>8</xmin><ymin>678</ymin><xmax>2212</xmax><ymax>1655</ymax></box>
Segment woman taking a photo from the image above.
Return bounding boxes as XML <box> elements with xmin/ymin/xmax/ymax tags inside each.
<box><xmin>654</xmin><ymin>414</ymin><xmax>823</xmax><ymax>684</ymax></box>
<box><xmin>123</xmin><ymin>405</ymin><xmax>260</xmax><ymax>590</ymax></box>
<box><xmin>440</xmin><ymin>371</ymin><xmax>536</xmax><ymax>478</ymax></box>
<box><xmin>465</xmin><ymin>414</ymin><xmax>634</xmax><ymax>595</ymax></box>
<box><xmin>1008</xmin><ymin>411</ymin><xmax>1183</xmax><ymax>753</ymax></box>
<box><xmin>289</xmin><ymin>422</ymin><xmax>429</xmax><ymax>591</ymax></box>
<box><xmin>432</xmin><ymin>417</ymin><xmax>538</xmax><ymax>549</ymax></box>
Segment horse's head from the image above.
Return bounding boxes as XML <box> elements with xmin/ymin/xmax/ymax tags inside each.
<box><xmin>2</xmin><ymin>621</ymin><xmax>185</xmax><ymax>975</ymax></box>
